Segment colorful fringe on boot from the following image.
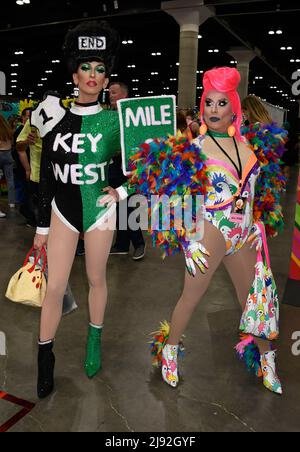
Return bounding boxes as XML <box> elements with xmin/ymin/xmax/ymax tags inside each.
<box><xmin>149</xmin><ymin>320</ymin><xmax>184</xmax><ymax>368</ymax></box>
<box><xmin>235</xmin><ymin>334</ymin><xmax>263</xmax><ymax>378</ymax></box>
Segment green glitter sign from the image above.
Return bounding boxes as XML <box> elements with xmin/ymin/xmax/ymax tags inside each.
<box><xmin>117</xmin><ymin>95</ymin><xmax>177</xmax><ymax>175</ymax></box>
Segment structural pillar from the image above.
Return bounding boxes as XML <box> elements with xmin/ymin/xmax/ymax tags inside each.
<box><xmin>162</xmin><ymin>0</ymin><xmax>215</xmax><ymax>110</ymax></box>
<box><xmin>227</xmin><ymin>47</ymin><xmax>256</xmax><ymax>100</ymax></box>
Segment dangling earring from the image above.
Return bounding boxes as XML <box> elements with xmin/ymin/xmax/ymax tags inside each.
<box><xmin>200</xmin><ymin>122</ymin><xmax>208</xmax><ymax>135</ymax></box>
<box><xmin>228</xmin><ymin>124</ymin><xmax>236</xmax><ymax>137</ymax></box>
<box><xmin>228</xmin><ymin>114</ymin><xmax>237</xmax><ymax>137</ymax></box>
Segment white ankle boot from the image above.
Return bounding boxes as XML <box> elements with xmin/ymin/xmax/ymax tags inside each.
<box><xmin>162</xmin><ymin>344</ymin><xmax>179</xmax><ymax>388</ymax></box>
<box><xmin>261</xmin><ymin>350</ymin><xmax>283</xmax><ymax>395</ymax></box>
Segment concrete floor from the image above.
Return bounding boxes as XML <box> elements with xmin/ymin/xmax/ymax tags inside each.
<box><xmin>0</xmin><ymin>167</ymin><xmax>300</xmax><ymax>432</ymax></box>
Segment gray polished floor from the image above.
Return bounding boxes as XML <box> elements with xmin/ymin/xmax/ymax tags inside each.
<box><xmin>0</xmin><ymin>167</ymin><xmax>300</xmax><ymax>432</ymax></box>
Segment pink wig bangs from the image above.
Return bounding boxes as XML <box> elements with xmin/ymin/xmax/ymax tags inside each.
<box><xmin>200</xmin><ymin>67</ymin><xmax>243</xmax><ymax>141</ymax></box>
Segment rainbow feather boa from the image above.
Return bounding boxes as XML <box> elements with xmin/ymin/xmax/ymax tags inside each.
<box><xmin>242</xmin><ymin>122</ymin><xmax>288</xmax><ymax>236</ymax></box>
<box><xmin>128</xmin><ymin>134</ymin><xmax>209</xmax><ymax>256</ymax></box>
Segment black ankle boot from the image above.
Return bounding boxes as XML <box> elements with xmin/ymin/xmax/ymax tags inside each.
<box><xmin>37</xmin><ymin>341</ymin><xmax>55</xmax><ymax>399</ymax></box>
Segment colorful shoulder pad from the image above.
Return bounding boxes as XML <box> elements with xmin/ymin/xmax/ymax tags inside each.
<box><xmin>30</xmin><ymin>92</ymin><xmax>67</xmax><ymax>138</ymax></box>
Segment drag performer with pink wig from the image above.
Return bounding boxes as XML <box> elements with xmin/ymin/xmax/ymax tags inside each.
<box><xmin>130</xmin><ymin>67</ymin><xmax>283</xmax><ymax>394</ymax></box>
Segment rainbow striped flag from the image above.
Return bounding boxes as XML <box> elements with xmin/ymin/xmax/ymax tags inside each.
<box><xmin>289</xmin><ymin>173</ymin><xmax>300</xmax><ymax>281</ymax></box>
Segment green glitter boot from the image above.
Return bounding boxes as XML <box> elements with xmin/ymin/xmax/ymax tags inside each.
<box><xmin>84</xmin><ymin>324</ymin><xmax>102</xmax><ymax>378</ymax></box>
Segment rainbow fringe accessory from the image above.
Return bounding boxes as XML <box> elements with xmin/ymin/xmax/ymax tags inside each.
<box><xmin>235</xmin><ymin>334</ymin><xmax>263</xmax><ymax>378</ymax></box>
<box><xmin>242</xmin><ymin>122</ymin><xmax>288</xmax><ymax>237</ymax></box>
<box><xmin>128</xmin><ymin>133</ymin><xmax>209</xmax><ymax>257</ymax></box>
<box><xmin>149</xmin><ymin>321</ymin><xmax>184</xmax><ymax>368</ymax></box>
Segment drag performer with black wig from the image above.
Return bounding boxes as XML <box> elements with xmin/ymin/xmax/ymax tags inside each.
<box><xmin>129</xmin><ymin>67</ymin><xmax>287</xmax><ymax>395</ymax></box>
<box><xmin>32</xmin><ymin>21</ymin><xmax>129</xmax><ymax>398</ymax></box>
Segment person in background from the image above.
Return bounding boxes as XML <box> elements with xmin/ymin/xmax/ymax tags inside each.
<box><xmin>186</xmin><ymin>109</ymin><xmax>200</xmax><ymax>138</ymax></box>
<box><xmin>108</xmin><ymin>81</ymin><xmax>146</xmax><ymax>260</ymax></box>
<box><xmin>242</xmin><ymin>95</ymin><xmax>273</xmax><ymax>126</ymax></box>
<box><xmin>12</xmin><ymin>108</ymin><xmax>37</xmax><ymax>227</ymax></box>
<box><xmin>8</xmin><ymin>115</ymin><xmax>20</xmax><ymax>133</ymax></box>
<box><xmin>176</xmin><ymin>110</ymin><xmax>188</xmax><ymax>134</ymax></box>
<box><xmin>16</xmin><ymin>115</ymin><xmax>43</xmax><ymax>227</ymax></box>
<box><xmin>0</xmin><ymin>115</ymin><xmax>16</xmax><ymax>217</ymax></box>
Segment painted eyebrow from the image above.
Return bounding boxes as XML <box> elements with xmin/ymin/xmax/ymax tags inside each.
<box><xmin>205</xmin><ymin>98</ymin><xmax>228</xmax><ymax>102</ymax></box>
<box><xmin>81</xmin><ymin>62</ymin><xmax>105</xmax><ymax>67</ymax></box>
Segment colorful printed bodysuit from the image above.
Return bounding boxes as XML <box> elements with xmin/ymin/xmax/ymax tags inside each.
<box><xmin>31</xmin><ymin>94</ymin><xmax>128</xmax><ymax>234</ymax></box>
<box><xmin>196</xmin><ymin>136</ymin><xmax>260</xmax><ymax>256</ymax></box>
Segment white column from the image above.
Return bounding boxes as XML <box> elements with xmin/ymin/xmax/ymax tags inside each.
<box><xmin>162</xmin><ymin>0</ymin><xmax>215</xmax><ymax>109</ymax></box>
<box><xmin>227</xmin><ymin>47</ymin><xmax>256</xmax><ymax>101</ymax></box>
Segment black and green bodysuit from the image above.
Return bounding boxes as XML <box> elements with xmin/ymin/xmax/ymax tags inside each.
<box><xmin>31</xmin><ymin>94</ymin><xmax>128</xmax><ymax>235</ymax></box>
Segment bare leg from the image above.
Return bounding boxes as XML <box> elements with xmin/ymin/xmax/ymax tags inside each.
<box><xmin>40</xmin><ymin>211</ymin><xmax>79</xmax><ymax>341</ymax></box>
<box><xmin>223</xmin><ymin>243</ymin><xmax>270</xmax><ymax>353</ymax></box>
<box><xmin>83</xmin><ymin>222</ymin><xmax>114</xmax><ymax>378</ymax></box>
<box><xmin>84</xmin><ymin>226</ymin><xmax>114</xmax><ymax>326</ymax></box>
<box><xmin>168</xmin><ymin>221</ymin><xmax>227</xmax><ymax>345</ymax></box>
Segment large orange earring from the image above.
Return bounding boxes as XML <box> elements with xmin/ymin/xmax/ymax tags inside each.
<box><xmin>200</xmin><ymin>123</ymin><xmax>208</xmax><ymax>135</ymax></box>
<box><xmin>228</xmin><ymin>124</ymin><xmax>236</xmax><ymax>137</ymax></box>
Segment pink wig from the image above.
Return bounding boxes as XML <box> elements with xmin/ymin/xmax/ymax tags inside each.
<box><xmin>200</xmin><ymin>67</ymin><xmax>243</xmax><ymax>142</ymax></box>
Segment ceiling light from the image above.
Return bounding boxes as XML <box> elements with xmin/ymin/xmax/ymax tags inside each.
<box><xmin>127</xmin><ymin>40</ymin><xmax>133</xmax><ymax>44</ymax></box>
<box><xmin>268</xmin><ymin>30</ymin><xmax>275</xmax><ymax>35</ymax></box>
<box><xmin>276</xmin><ymin>29</ymin><xmax>283</xmax><ymax>35</ymax></box>
<box><xmin>198</xmin><ymin>34</ymin><xmax>202</xmax><ymax>39</ymax></box>
<box><xmin>10</xmin><ymin>73</ymin><xmax>17</xmax><ymax>76</ymax></box>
